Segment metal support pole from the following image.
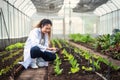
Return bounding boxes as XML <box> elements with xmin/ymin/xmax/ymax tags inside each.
<box><xmin>1</xmin><ymin>8</ymin><xmax>10</xmax><ymax>41</ymax></box>
<box><xmin>69</xmin><ymin>1</ymin><xmax>71</xmax><ymax>34</ymax></box>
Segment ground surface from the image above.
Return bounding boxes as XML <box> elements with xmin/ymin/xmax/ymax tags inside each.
<box><xmin>16</xmin><ymin>67</ymin><xmax>48</xmax><ymax>80</ymax></box>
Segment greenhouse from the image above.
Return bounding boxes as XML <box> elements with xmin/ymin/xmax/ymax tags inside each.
<box><xmin>0</xmin><ymin>0</ymin><xmax>120</xmax><ymax>80</ymax></box>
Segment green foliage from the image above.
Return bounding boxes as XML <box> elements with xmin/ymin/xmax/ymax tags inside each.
<box><xmin>97</xmin><ymin>57</ymin><xmax>109</xmax><ymax>65</ymax></box>
<box><xmin>111</xmin><ymin>32</ymin><xmax>120</xmax><ymax>45</ymax></box>
<box><xmin>84</xmin><ymin>52</ymin><xmax>91</xmax><ymax>60</ymax></box>
<box><xmin>62</xmin><ymin>49</ymin><xmax>80</xmax><ymax>74</ymax></box>
<box><xmin>2</xmin><ymin>50</ymin><xmax>22</xmax><ymax>62</ymax></box>
<box><xmin>5</xmin><ymin>45</ymin><xmax>16</xmax><ymax>51</ymax></box>
<box><xmin>112</xmin><ymin>65</ymin><xmax>120</xmax><ymax>70</ymax></box>
<box><xmin>54</xmin><ymin>39</ymin><xmax>62</xmax><ymax>48</ymax></box>
<box><xmin>0</xmin><ymin>56</ymin><xmax>23</xmax><ymax>76</ymax></box>
<box><xmin>51</xmin><ymin>40</ymin><xmax>55</xmax><ymax>47</ymax></box>
<box><xmin>94</xmin><ymin>34</ymin><xmax>111</xmax><ymax>51</ymax></box>
<box><xmin>93</xmin><ymin>33</ymin><xmax>120</xmax><ymax>60</ymax></box>
<box><xmin>54</xmin><ymin>54</ymin><xmax>63</xmax><ymax>75</ymax></box>
<box><xmin>69</xmin><ymin>58</ymin><xmax>77</xmax><ymax>68</ymax></box>
<box><xmin>93</xmin><ymin>60</ymin><xmax>101</xmax><ymax>70</ymax></box>
<box><xmin>5</xmin><ymin>42</ymin><xmax>24</xmax><ymax>51</ymax></box>
<box><xmin>69</xmin><ymin>59</ymin><xmax>80</xmax><ymax>73</ymax></box>
<box><xmin>14</xmin><ymin>43</ymin><xmax>24</xmax><ymax>49</ymax></box>
<box><xmin>82</xmin><ymin>66</ymin><xmax>93</xmax><ymax>71</ymax></box>
<box><xmin>70</xmin><ymin>65</ymin><xmax>80</xmax><ymax>73</ymax></box>
<box><xmin>54</xmin><ymin>65</ymin><xmax>63</xmax><ymax>75</ymax></box>
<box><xmin>69</xmin><ymin>34</ymin><xmax>95</xmax><ymax>43</ymax></box>
<box><xmin>93</xmin><ymin>54</ymin><xmax>100</xmax><ymax>59</ymax></box>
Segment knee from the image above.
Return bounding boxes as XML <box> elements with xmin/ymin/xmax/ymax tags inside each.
<box><xmin>30</xmin><ymin>46</ymin><xmax>40</xmax><ymax>58</ymax></box>
<box><xmin>30</xmin><ymin>46</ymin><xmax>40</xmax><ymax>53</ymax></box>
<box><xmin>52</xmin><ymin>54</ymin><xmax>56</xmax><ymax>61</ymax></box>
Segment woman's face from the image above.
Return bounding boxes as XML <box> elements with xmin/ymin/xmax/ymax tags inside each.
<box><xmin>41</xmin><ymin>24</ymin><xmax>51</xmax><ymax>34</ymax></box>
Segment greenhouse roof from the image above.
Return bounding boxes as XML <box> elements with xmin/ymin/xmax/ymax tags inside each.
<box><xmin>7</xmin><ymin>0</ymin><xmax>36</xmax><ymax>17</ymax></box>
<box><xmin>31</xmin><ymin>0</ymin><xmax>64</xmax><ymax>13</ymax></box>
<box><xmin>7</xmin><ymin>0</ymin><xmax>112</xmax><ymax>17</ymax></box>
<box><xmin>94</xmin><ymin>0</ymin><xmax>120</xmax><ymax>16</ymax></box>
<box><xmin>73</xmin><ymin>0</ymin><xmax>108</xmax><ymax>13</ymax></box>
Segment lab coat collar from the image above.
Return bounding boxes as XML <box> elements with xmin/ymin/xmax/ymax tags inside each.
<box><xmin>38</xmin><ymin>28</ymin><xmax>41</xmax><ymax>32</ymax></box>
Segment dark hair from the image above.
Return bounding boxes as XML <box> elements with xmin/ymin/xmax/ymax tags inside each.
<box><xmin>36</xmin><ymin>19</ymin><xmax>52</xmax><ymax>44</ymax></box>
<box><xmin>36</xmin><ymin>19</ymin><xmax>52</xmax><ymax>28</ymax></box>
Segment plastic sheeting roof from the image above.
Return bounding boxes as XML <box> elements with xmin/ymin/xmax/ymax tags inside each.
<box><xmin>8</xmin><ymin>0</ymin><xmax>36</xmax><ymax>17</ymax></box>
<box><xmin>73</xmin><ymin>0</ymin><xmax>108</xmax><ymax>12</ymax></box>
<box><xmin>31</xmin><ymin>0</ymin><xmax>64</xmax><ymax>13</ymax></box>
<box><xmin>94</xmin><ymin>0</ymin><xmax>120</xmax><ymax>16</ymax></box>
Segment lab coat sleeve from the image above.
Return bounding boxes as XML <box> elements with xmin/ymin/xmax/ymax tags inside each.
<box><xmin>27</xmin><ymin>29</ymin><xmax>48</xmax><ymax>52</ymax></box>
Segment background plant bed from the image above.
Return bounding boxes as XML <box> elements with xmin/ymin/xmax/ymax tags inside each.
<box><xmin>69</xmin><ymin>33</ymin><xmax>120</xmax><ymax>60</ymax></box>
<box><xmin>47</xmin><ymin>40</ymin><xmax>120</xmax><ymax>80</ymax></box>
<box><xmin>69</xmin><ymin>40</ymin><xmax>120</xmax><ymax>66</ymax></box>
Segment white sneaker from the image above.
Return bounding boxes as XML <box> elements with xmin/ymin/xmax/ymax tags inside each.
<box><xmin>30</xmin><ymin>62</ymin><xmax>38</xmax><ymax>68</ymax></box>
<box><xmin>37</xmin><ymin>62</ymin><xmax>48</xmax><ymax>67</ymax></box>
<box><xmin>30</xmin><ymin>58</ymin><xmax>38</xmax><ymax>69</ymax></box>
<box><xmin>36</xmin><ymin>57</ymin><xmax>45</xmax><ymax>62</ymax></box>
<box><xmin>36</xmin><ymin>58</ymin><xmax>48</xmax><ymax>67</ymax></box>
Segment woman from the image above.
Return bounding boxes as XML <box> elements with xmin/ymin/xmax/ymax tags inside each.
<box><xmin>19</xmin><ymin>19</ymin><xmax>57</xmax><ymax>69</ymax></box>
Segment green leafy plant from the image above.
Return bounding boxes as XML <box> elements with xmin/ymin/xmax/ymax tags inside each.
<box><xmin>5</xmin><ymin>44</ymin><xmax>16</xmax><ymax>51</ymax></box>
<box><xmin>112</xmin><ymin>65</ymin><xmax>120</xmax><ymax>70</ymax></box>
<box><xmin>54</xmin><ymin>39</ymin><xmax>62</xmax><ymax>48</ymax></box>
<box><xmin>82</xmin><ymin>66</ymin><xmax>93</xmax><ymax>71</ymax></box>
<box><xmin>54</xmin><ymin>65</ymin><xmax>63</xmax><ymax>75</ymax></box>
<box><xmin>5</xmin><ymin>42</ymin><xmax>24</xmax><ymax>51</ymax></box>
<box><xmin>93</xmin><ymin>34</ymin><xmax>111</xmax><ymax>52</ymax></box>
<box><xmin>70</xmin><ymin>64</ymin><xmax>80</xmax><ymax>73</ymax></box>
<box><xmin>2</xmin><ymin>50</ymin><xmax>23</xmax><ymax>62</ymax></box>
<box><xmin>54</xmin><ymin>54</ymin><xmax>63</xmax><ymax>75</ymax></box>
<box><xmin>0</xmin><ymin>56</ymin><xmax>23</xmax><ymax>76</ymax></box>
<box><xmin>97</xmin><ymin>57</ymin><xmax>109</xmax><ymax>65</ymax></box>
<box><xmin>69</xmin><ymin>34</ymin><xmax>95</xmax><ymax>43</ymax></box>
<box><xmin>51</xmin><ymin>40</ymin><xmax>55</xmax><ymax>47</ymax></box>
<box><xmin>93</xmin><ymin>60</ymin><xmax>101</xmax><ymax>70</ymax></box>
<box><xmin>69</xmin><ymin>59</ymin><xmax>80</xmax><ymax>73</ymax></box>
<box><xmin>14</xmin><ymin>42</ymin><xmax>24</xmax><ymax>49</ymax></box>
<box><xmin>62</xmin><ymin>49</ymin><xmax>80</xmax><ymax>74</ymax></box>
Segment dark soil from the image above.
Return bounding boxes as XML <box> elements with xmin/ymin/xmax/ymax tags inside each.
<box><xmin>0</xmin><ymin>49</ymin><xmax>23</xmax><ymax>80</ymax></box>
<box><xmin>47</xmin><ymin>47</ymin><xmax>102</xmax><ymax>80</ymax></box>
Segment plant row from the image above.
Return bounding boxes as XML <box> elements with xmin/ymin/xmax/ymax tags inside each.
<box><xmin>69</xmin><ymin>33</ymin><xmax>120</xmax><ymax>60</ymax></box>
<box><xmin>0</xmin><ymin>42</ymin><xmax>24</xmax><ymax>79</ymax></box>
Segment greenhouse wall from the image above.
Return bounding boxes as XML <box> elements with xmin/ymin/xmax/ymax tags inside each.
<box><xmin>0</xmin><ymin>0</ymin><xmax>32</xmax><ymax>51</ymax></box>
<box><xmin>98</xmin><ymin>10</ymin><xmax>120</xmax><ymax>35</ymax></box>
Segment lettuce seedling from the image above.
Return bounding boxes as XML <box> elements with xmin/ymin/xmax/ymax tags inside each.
<box><xmin>54</xmin><ymin>65</ymin><xmax>63</xmax><ymax>75</ymax></box>
<box><xmin>70</xmin><ymin>66</ymin><xmax>80</xmax><ymax>73</ymax></box>
<box><xmin>82</xmin><ymin>66</ymin><xmax>93</xmax><ymax>71</ymax></box>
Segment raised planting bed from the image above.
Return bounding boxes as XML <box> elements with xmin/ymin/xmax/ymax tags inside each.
<box><xmin>69</xmin><ymin>33</ymin><xmax>120</xmax><ymax>60</ymax></box>
<box><xmin>69</xmin><ymin>41</ymin><xmax>120</xmax><ymax>67</ymax></box>
<box><xmin>47</xmin><ymin>39</ymin><xmax>120</xmax><ymax>80</ymax></box>
<box><xmin>0</xmin><ymin>42</ymin><xmax>24</xmax><ymax>80</ymax></box>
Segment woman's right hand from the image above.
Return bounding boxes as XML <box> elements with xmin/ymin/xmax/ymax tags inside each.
<box><xmin>47</xmin><ymin>47</ymin><xmax>58</xmax><ymax>51</ymax></box>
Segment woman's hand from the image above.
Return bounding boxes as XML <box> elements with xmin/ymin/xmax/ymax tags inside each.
<box><xmin>47</xmin><ymin>47</ymin><xmax>58</xmax><ymax>51</ymax></box>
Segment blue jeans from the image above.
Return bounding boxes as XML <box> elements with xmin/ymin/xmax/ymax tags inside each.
<box><xmin>30</xmin><ymin>46</ymin><xmax>56</xmax><ymax>61</ymax></box>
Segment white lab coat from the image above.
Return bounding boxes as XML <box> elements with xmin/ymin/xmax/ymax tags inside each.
<box><xmin>19</xmin><ymin>28</ymin><xmax>49</xmax><ymax>69</ymax></box>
